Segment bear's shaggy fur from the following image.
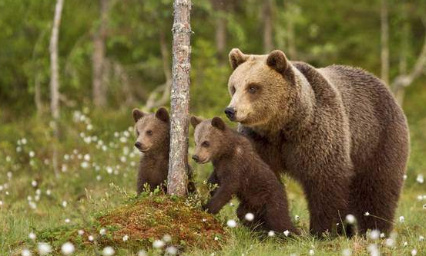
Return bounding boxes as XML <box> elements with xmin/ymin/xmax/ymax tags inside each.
<box><xmin>226</xmin><ymin>48</ymin><xmax>409</xmax><ymax>236</ymax></box>
<box><xmin>191</xmin><ymin>116</ymin><xmax>299</xmax><ymax>235</ymax></box>
<box><xmin>133</xmin><ymin>107</ymin><xmax>195</xmax><ymax>194</ymax></box>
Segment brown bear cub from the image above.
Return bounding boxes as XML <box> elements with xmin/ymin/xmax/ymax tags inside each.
<box><xmin>191</xmin><ymin>116</ymin><xmax>299</xmax><ymax>235</ymax></box>
<box><xmin>133</xmin><ymin>107</ymin><xmax>195</xmax><ymax>194</ymax></box>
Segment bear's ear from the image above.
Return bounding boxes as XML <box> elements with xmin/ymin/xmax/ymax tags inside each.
<box><xmin>266</xmin><ymin>50</ymin><xmax>289</xmax><ymax>74</ymax></box>
<box><xmin>155</xmin><ymin>107</ymin><xmax>169</xmax><ymax>123</ymax></box>
<box><xmin>229</xmin><ymin>48</ymin><xmax>248</xmax><ymax>70</ymax></box>
<box><xmin>132</xmin><ymin>108</ymin><xmax>145</xmax><ymax>122</ymax></box>
<box><xmin>190</xmin><ymin>116</ymin><xmax>203</xmax><ymax>128</ymax></box>
<box><xmin>211</xmin><ymin>117</ymin><xmax>226</xmax><ymax>131</ymax></box>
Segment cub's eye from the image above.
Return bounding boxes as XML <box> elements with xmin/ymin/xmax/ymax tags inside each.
<box><xmin>146</xmin><ymin>130</ymin><xmax>153</xmax><ymax>136</ymax></box>
<box><xmin>248</xmin><ymin>85</ymin><xmax>258</xmax><ymax>94</ymax></box>
<box><xmin>202</xmin><ymin>141</ymin><xmax>210</xmax><ymax>147</ymax></box>
<box><xmin>230</xmin><ymin>86</ymin><xmax>236</xmax><ymax>95</ymax></box>
<box><xmin>136</xmin><ymin>130</ymin><xmax>140</xmax><ymax>136</ymax></box>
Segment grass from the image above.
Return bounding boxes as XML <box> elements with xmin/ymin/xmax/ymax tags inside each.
<box><xmin>0</xmin><ymin>107</ymin><xmax>425</xmax><ymax>255</ymax></box>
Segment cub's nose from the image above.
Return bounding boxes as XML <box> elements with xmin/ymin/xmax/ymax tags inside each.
<box><xmin>192</xmin><ymin>155</ymin><xmax>200</xmax><ymax>162</ymax></box>
<box><xmin>134</xmin><ymin>142</ymin><xmax>142</xmax><ymax>149</ymax></box>
<box><xmin>224</xmin><ymin>107</ymin><xmax>236</xmax><ymax>120</ymax></box>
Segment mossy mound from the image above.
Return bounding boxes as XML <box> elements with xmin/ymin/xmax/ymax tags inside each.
<box><xmin>34</xmin><ymin>195</ymin><xmax>227</xmax><ymax>253</ymax></box>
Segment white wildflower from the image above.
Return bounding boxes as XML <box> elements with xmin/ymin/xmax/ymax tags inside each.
<box><xmin>411</xmin><ymin>249</ymin><xmax>417</xmax><ymax>256</ymax></box>
<box><xmin>283</xmin><ymin>230</ymin><xmax>290</xmax><ymax>236</ymax></box>
<box><xmin>163</xmin><ymin>234</ymin><xmax>172</xmax><ymax>242</ymax></box>
<box><xmin>21</xmin><ymin>248</ymin><xmax>32</xmax><ymax>256</ymax></box>
<box><xmin>78</xmin><ymin>230</ymin><xmax>84</xmax><ymax>236</ymax></box>
<box><xmin>367</xmin><ymin>244</ymin><xmax>380</xmax><ymax>256</ymax></box>
<box><xmin>364</xmin><ymin>212</ymin><xmax>370</xmax><ymax>216</ymax></box>
<box><xmin>342</xmin><ymin>248</ymin><xmax>351</xmax><ymax>256</ymax></box>
<box><xmin>245</xmin><ymin>213</ymin><xmax>254</xmax><ymax>222</ymax></box>
<box><xmin>37</xmin><ymin>242</ymin><xmax>52</xmax><ymax>255</ymax></box>
<box><xmin>416</xmin><ymin>174</ymin><xmax>424</xmax><ymax>184</ymax></box>
<box><xmin>29</xmin><ymin>151</ymin><xmax>35</xmax><ymax>158</ymax></box>
<box><xmin>370</xmin><ymin>229</ymin><xmax>380</xmax><ymax>240</ymax></box>
<box><xmin>227</xmin><ymin>219</ymin><xmax>237</xmax><ymax>228</ymax></box>
<box><xmin>31</xmin><ymin>180</ymin><xmax>37</xmax><ymax>187</ymax></box>
<box><xmin>165</xmin><ymin>246</ymin><xmax>178</xmax><ymax>255</ymax></box>
<box><xmin>153</xmin><ymin>240</ymin><xmax>165</xmax><ymax>249</ymax></box>
<box><xmin>61</xmin><ymin>242</ymin><xmax>75</xmax><ymax>255</ymax></box>
<box><xmin>345</xmin><ymin>214</ymin><xmax>356</xmax><ymax>224</ymax></box>
<box><xmin>137</xmin><ymin>250</ymin><xmax>147</xmax><ymax>256</ymax></box>
<box><xmin>122</xmin><ymin>235</ymin><xmax>129</xmax><ymax>242</ymax></box>
<box><xmin>100</xmin><ymin>228</ymin><xmax>106</xmax><ymax>235</ymax></box>
<box><xmin>399</xmin><ymin>216</ymin><xmax>405</xmax><ymax>223</ymax></box>
<box><xmin>309</xmin><ymin>249</ymin><xmax>315</xmax><ymax>255</ymax></box>
<box><xmin>268</xmin><ymin>230</ymin><xmax>275</xmax><ymax>237</ymax></box>
<box><xmin>29</xmin><ymin>232</ymin><xmax>36</xmax><ymax>240</ymax></box>
<box><xmin>102</xmin><ymin>246</ymin><xmax>115</xmax><ymax>256</ymax></box>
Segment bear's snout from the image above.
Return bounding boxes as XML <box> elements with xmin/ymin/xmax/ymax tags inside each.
<box><xmin>134</xmin><ymin>142</ymin><xmax>142</xmax><ymax>150</ymax></box>
<box><xmin>192</xmin><ymin>155</ymin><xmax>200</xmax><ymax>163</ymax></box>
<box><xmin>224</xmin><ymin>107</ymin><xmax>236</xmax><ymax>121</ymax></box>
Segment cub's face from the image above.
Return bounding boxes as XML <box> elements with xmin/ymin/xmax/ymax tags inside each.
<box><xmin>132</xmin><ymin>108</ymin><xmax>170</xmax><ymax>153</ymax></box>
<box><xmin>226</xmin><ymin>49</ymin><xmax>294</xmax><ymax>127</ymax></box>
<box><xmin>190</xmin><ymin>116</ymin><xmax>227</xmax><ymax>164</ymax></box>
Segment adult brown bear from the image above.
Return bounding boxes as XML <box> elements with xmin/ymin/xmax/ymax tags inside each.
<box><xmin>225</xmin><ymin>48</ymin><xmax>409</xmax><ymax>236</ymax></box>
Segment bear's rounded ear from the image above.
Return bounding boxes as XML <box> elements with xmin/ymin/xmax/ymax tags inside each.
<box><xmin>211</xmin><ymin>117</ymin><xmax>226</xmax><ymax>131</ymax></box>
<box><xmin>155</xmin><ymin>107</ymin><xmax>169</xmax><ymax>123</ymax></box>
<box><xmin>132</xmin><ymin>108</ymin><xmax>145</xmax><ymax>122</ymax></box>
<box><xmin>266</xmin><ymin>50</ymin><xmax>289</xmax><ymax>74</ymax></box>
<box><xmin>190</xmin><ymin>116</ymin><xmax>203</xmax><ymax>128</ymax></box>
<box><xmin>229</xmin><ymin>48</ymin><xmax>248</xmax><ymax>70</ymax></box>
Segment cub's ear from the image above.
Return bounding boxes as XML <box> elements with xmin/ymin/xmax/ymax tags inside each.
<box><xmin>229</xmin><ymin>48</ymin><xmax>248</xmax><ymax>70</ymax></box>
<box><xmin>132</xmin><ymin>108</ymin><xmax>145</xmax><ymax>122</ymax></box>
<box><xmin>211</xmin><ymin>117</ymin><xmax>226</xmax><ymax>131</ymax></box>
<box><xmin>266</xmin><ymin>50</ymin><xmax>289</xmax><ymax>74</ymax></box>
<box><xmin>155</xmin><ymin>107</ymin><xmax>169</xmax><ymax>123</ymax></box>
<box><xmin>190</xmin><ymin>116</ymin><xmax>203</xmax><ymax>128</ymax></box>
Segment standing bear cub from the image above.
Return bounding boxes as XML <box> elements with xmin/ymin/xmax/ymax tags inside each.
<box><xmin>225</xmin><ymin>48</ymin><xmax>409</xmax><ymax>236</ymax></box>
<box><xmin>191</xmin><ymin>116</ymin><xmax>299</xmax><ymax>235</ymax></box>
<box><xmin>133</xmin><ymin>107</ymin><xmax>195</xmax><ymax>194</ymax></box>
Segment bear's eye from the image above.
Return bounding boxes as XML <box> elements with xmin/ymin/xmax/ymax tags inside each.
<box><xmin>247</xmin><ymin>85</ymin><xmax>258</xmax><ymax>94</ymax></box>
<box><xmin>202</xmin><ymin>141</ymin><xmax>210</xmax><ymax>147</ymax></box>
<box><xmin>136</xmin><ymin>130</ymin><xmax>140</xmax><ymax>136</ymax></box>
<box><xmin>230</xmin><ymin>86</ymin><xmax>236</xmax><ymax>95</ymax></box>
<box><xmin>146</xmin><ymin>130</ymin><xmax>153</xmax><ymax>136</ymax></box>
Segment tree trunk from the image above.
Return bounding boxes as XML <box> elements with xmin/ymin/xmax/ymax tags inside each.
<box><xmin>92</xmin><ymin>0</ymin><xmax>108</xmax><ymax>107</ymax></box>
<box><xmin>168</xmin><ymin>0</ymin><xmax>192</xmax><ymax>196</ymax></box>
<box><xmin>263</xmin><ymin>0</ymin><xmax>273</xmax><ymax>53</ymax></box>
<box><xmin>50</xmin><ymin>0</ymin><xmax>64</xmax><ymax>120</ymax></box>
<box><xmin>215</xmin><ymin>13</ymin><xmax>227</xmax><ymax>62</ymax></box>
<box><xmin>394</xmin><ymin>2</ymin><xmax>409</xmax><ymax>106</ymax></box>
<box><xmin>50</xmin><ymin>0</ymin><xmax>64</xmax><ymax>177</ymax></box>
<box><xmin>35</xmin><ymin>74</ymin><xmax>42</xmax><ymax>115</ymax></box>
<box><xmin>380</xmin><ymin>0</ymin><xmax>389</xmax><ymax>85</ymax></box>
<box><xmin>286</xmin><ymin>1</ymin><xmax>297</xmax><ymax>59</ymax></box>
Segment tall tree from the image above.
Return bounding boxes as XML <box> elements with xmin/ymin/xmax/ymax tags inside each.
<box><xmin>50</xmin><ymin>0</ymin><xmax>64</xmax><ymax>176</ymax></box>
<box><xmin>380</xmin><ymin>0</ymin><xmax>389</xmax><ymax>85</ymax></box>
<box><xmin>92</xmin><ymin>0</ymin><xmax>109</xmax><ymax>107</ymax></box>
<box><xmin>263</xmin><ymin>0</ymin><xmax>273</xmax><ymax>52</ymax></box>
<box><xmin>168</xmin><ymin>0</ymin><xmax>192</xmax><ymax>196</ymax></box>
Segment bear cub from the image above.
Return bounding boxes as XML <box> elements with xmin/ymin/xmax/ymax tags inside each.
<box><xmin>133</xmin><ymin>107</ymin><xmax>195</xmax><ymax>194</ymax></box>
<box><xmin>191</xmin><ymin>116</ymin><xmax>299</xmax><ymax>235</ymax></box>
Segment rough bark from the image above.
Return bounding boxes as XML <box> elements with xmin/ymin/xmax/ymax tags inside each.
<box><xmin>380</xmin><ymin>0</ymin><xmax>389</xmax><ymax>85</ymax></box>
<box><xmin>168</xmin><ymin>0</ymin><xmax>192</xmax><ymax>196</ymax></box>
<box><xmin>286</xmin><ymin>1</ymin><xmax>297</xmax><ymax>59</ymax></box>
<box><xmin>262</xmin><ymin>0</ymin><xmax>273</xmax><ymax>53</ymax></box>
<box><xmin>92</xmin><ymin>0</ymin><xmax>108</xmax><ymax>107</ymax></box>
<box><xmin>50</xmin><ymin>0</ymin><xmax>64</xmax><ymax>120</ymax></box>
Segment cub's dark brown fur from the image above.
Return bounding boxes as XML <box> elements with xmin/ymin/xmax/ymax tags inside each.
<box><xmin>133</xmin><ymin>107</ymin><xmax>195</xmax><ymax>194</ymax></box>
<box><xmin>191</xmin><ymin>116</ymin><xmax>299</xmax><ymax>234</ymax></box>
<box><xmin>226</xmin><ymin>48</ymin><xmax>409</xmax><ymax>236</ymax></box>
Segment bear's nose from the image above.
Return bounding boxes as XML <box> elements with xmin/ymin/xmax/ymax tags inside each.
<box><xmin>192</xmin><ymin>155</ymin><xmax>200</xmax><ymax>162</ymax></box>
<box><xmin>134</xmin><ymin>142</ymin><xmax>142</xmax><ymax>149</ymax></box>
<box><xmin>224</xmin><ymin>107</ymin><xmax>236</xmax><ymax>120</ymax></box>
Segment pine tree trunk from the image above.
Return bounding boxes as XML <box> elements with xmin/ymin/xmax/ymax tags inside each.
<box><xmin>380</xmin><ymin>0</ymin><xmax>389</xmax><ymax>85</ymax></box>
<box><xmin>93</xmin><ymin>0</ymin><xmax>108</xmax><ymax>107</ymax></box>
<box><xmin>215</xmin><ymin>14</ymin><xmax>227</xmax><ymax>62</ymax></box>
<box><xmin>168</xmin><ymin>0</ymin><xmax>192</xmax><ymax>196</ymax></box>
<box><xmin>263</xmin><ymin>0</ymin><xmax>273</xmax><ymax>53</ymax></box>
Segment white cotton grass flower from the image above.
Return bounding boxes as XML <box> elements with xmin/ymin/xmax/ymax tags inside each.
<box><xmin>245</xmin><ymin>213</ymin><xmax>254</xmax><ymax>222</ymax></box>
<box><xmin>214</xmin><ymin>236</ymin><xmax>219</xmax><ymax>241</ymax></box>
<box><xmin>369</xmin><ymin>229</ymin><xmax>380</xmax><ymax>240</ymax></box>
<box><xmin>342</xmin><ymin>248</ymin><xmax>352</xmax><ymax>256</ymax></box>
<box><xmin>416</xmin><ymin>174</ymin><xmax>424</xmax><ymax>184</ymax></box>
<box><xmin>31</xmin><ymin>180</ymin><xmax>37</xmax><ymax>187</ymax></box>
<box><xmin>88</xmin><ymin>235</ymin><xmax>94</xmax><ymax>241</ymax></box>
<box><xmin>37</xmin><ymin>242</ymin><xmax>52</xmax><ymax>255</ymax></box>
<box><xmin>122</xmin><ymin>235</ymin><xmax>129</xmax><ymax>242</ymax></box>
<box><xmin>411</xmin><ymin>249</ymin><xmax>418</xmax><ymax>256</ymax></box>
<box><xmin>0</xmin><ymin>200</ymin><xmax>3</xmax><ymax>207</ymax></box>
<box><xmin>283</xmin><ymin>230</ymin><xmax>290</xmax><ymax>236</ymax></box>
<box><xmin>62</xmin><ymin>201</ymin><xmax>67</xmax><ymax>207</ymax></box>
<box><xmin>403</xmin><ymin>241</ymin><xmax>408</xmax><ymax>246</ymax></box>
<box><xmin>162</xmin><ymin>234</ymin><xmax>172</xmax><ymax>243</ymax></box>
<box><xmin>137</xmin><ymin>250</ymin><xmax>147</xmax><ymax>256</ymax></box>
<box><xmin>84</xmin><ymin>154</ymin><xmax>90</xmax><ymax>161</ymax></box>
<box><xmin>21</xmin><ymin>248</ymin><xmax>31</xmax><ymax>256</ymax></box>
<box><xmin>61</xmin><ymin>242</ymin><xmax>75</xmax><ymax>255</ymax></box>
<box><xmin>29</xmin><ymin>232</ymin><xmax>36</xmax><ymax>240</ymax></box>
<box><xmin>65</xmin><ymin>218</ymin><xmax>71</xmax><ymax>223</ymax></box>
<box><xmin>29</xmin><ymin>151</ymin><xmax>35</xmax><ymax>158</ymax></box>
<box><xmin>78</xmin><ymin>230</ymin><xmax>84</xmax><ymax>236</ymax></box>
<box><xmin>226</xmin><ymin>219</ymin><xmax>237</xmax><ymax>228</ymax></box>
<box><xmin>294</xmin><ymin>215</ymin><xmax>300</xmax><ymax>221</ymax></box>
<box><xmin>102</xmin><ymin>246</ymin><xmax>115</xmax><ymax>256</ymax></box>
<box><xmin>419</xmin><ymin>235</ymin><xmax>424</xmax><ymax>241</ymax></box>
<box><xmin>165</xmin><ymin>246</ymin><xmax>178</xmax><ymax>255</ymax></box>
<box><xmin>345</xmin><ymin>214</ymin><xmax>356</xmax><ymax>224</ymax></box>
<box><xmin>367</xmin><ymin>244</ymin><xmax>380</xmax><ymax>256</ymax></box>
<box><xmin>399</xmin><ymin>216</ymin><xmax>405</xmax><ymax>223</ymax></box>
<box><xmin>364</xmin><ymin>212</ymin><xmax>370</xmax><ymax>216</ymax></box>
<box><xmin>153</xmin><ymin>239</ymin><xmax>165</xmax><ymax>249</ymax></box>
<box><xmin>81</xmin><ymin>161</ymin><xmax>89</xmax><ymax>169</ymax></box>
<box><xmin>100</xmin><ymin>228</ymin><xmax>106</xmax><ymax>235</ymax></box>
<box><xmin>309</xmin><ymin>249</ymin><xmax>315</xmax><ymax>255</ymax></box>
<box><xmin>268</xmin><ymin>230</ymin><xmax>275</xmax><ymax>237</ymax></box>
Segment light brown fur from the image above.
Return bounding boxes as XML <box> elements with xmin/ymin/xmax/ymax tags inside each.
<box><xmin>226</xmin><ymin>48</ymin><xmax>409</xmax><ymax>236</ymax></box>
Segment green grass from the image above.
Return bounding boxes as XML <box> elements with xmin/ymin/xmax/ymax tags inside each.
<box><xmin>0</xmin><ymin>108</ymin><xmax>425</xmax><ymax>255</ymax></box>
